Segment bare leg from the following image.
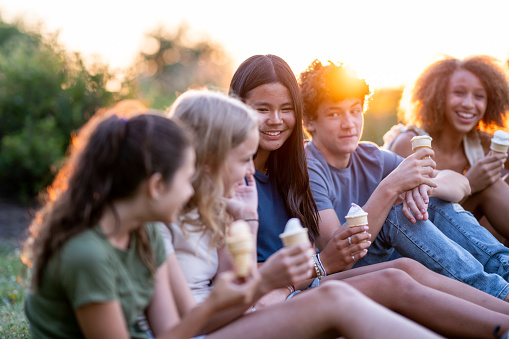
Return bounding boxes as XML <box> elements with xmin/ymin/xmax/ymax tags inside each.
<box><xmin>207</xmin><ymin>281</ymin><xmax>439</xmax><ymax>339</ymax></box>
<box><xmin>463</xmin><ymin>178</ymin><xmax>509</xmax><ymax>239</ymax></box>
<box><xmin>338</xmin><ymin>268</ymin><xmax>509</xmax><ymax>338</ymax></box>
<box><xmin>324</xmin><ymin>258</ymin><xmax>509</xmax><ymax>311</ymax></box>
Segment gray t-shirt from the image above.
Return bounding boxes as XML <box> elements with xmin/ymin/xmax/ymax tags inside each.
<box><xmin>305</xmin><ymin>141</ymin><xmax>403</xmax><ymax>224</ymax></box>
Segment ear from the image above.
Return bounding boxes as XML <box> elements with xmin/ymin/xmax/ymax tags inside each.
<box><xmin>147</xmin><ymin>173</ymin><xmax>165</xmax><ymax>200</ymax></box>
<box><xmin>303</xmin><ymin>117</ymin><xmax>315</xmax><ymax>134</ymax></box>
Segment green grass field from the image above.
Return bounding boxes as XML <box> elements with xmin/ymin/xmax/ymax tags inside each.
<box><xmin>0</xmin><ymin>241</ymin><xmax>30</xmax><ymax>338</ymax></box>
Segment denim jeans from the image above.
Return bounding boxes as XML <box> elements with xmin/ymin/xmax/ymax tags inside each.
<box><xmin>354</xmin><ymin>198</ymin><xmax>509</xmax><ymax>299</ymax></box>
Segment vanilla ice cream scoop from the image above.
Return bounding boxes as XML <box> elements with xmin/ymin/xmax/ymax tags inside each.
<box><xmin>345</xmin><ymin>203</ymin><xmax>368</xmax><ymax>227</ymax></box>
<box><xmin>279</xmin><ymin>218</ymin><xmax>310</xmax><ymax>247</ymax></box>
<box><xmin>491</xmin><ymin>130</ymin><xmax>509</xmax><ymax>154</ymax></box>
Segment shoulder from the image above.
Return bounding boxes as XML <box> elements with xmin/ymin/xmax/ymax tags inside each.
<box><xmin>60</xmin><ymin>230</ymin><xmax>110</xmax><ymax>266</ymax></box>
<box><xmin>389</xmin><ymin>131</ymin><xmax>415</xmax><ymax>158</ymax></box>
<box><xmin>356</xmin><ymin>142</ymin><xmax>402</xmax><ymax>173</ymax></box>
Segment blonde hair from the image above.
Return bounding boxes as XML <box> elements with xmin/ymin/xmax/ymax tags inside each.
<box><xmin>168</xmin><ymin>90</ymin><xmax>257</xmax><ymax>246</ymax></box>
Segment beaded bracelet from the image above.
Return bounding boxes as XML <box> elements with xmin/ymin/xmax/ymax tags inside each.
<box><xmin>312</xmin><ymin>254</ymin><xmax>326</xmax><ymax>280</ymax></box>
<box><xmin>316</xmin><ymin>253</ymin><xmax>327</xmax><ymax>276</ymax></box>
<box><xmin>287</xmin><ymin>285</ymin><xmax>296</xmax><ymax>294</ymax></box>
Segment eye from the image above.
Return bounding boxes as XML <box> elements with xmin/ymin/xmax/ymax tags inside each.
<box><xmin>475</xmin><ymin>94</ymin><xmax>486</xmax><ymax>100</ymax></box>
<box><xmin>257</xmin><ymin>108</ymin><xmax>269</xmax><ymax>113</ymax></box>
<box><xmin>328</xmin><ymin>112</ymin><xmax>339</xmax><ymax>117</ymax></box>
<box><xmin>281</xmin><ymin>106</ymin><xmax>294</xmax><ymax>113</ymax></box>
<box><xmin>453</xmin><ymin>90</ymin><xmax>465</xmax><ymax>96</ymax></box>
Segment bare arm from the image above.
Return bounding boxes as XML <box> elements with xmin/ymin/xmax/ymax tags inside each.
<box><xmin>75</xmin><ymin>301</ymin><xmax>130</xmax><ymax>339</ymax></box>
<box><xmin>431</xmin><ymin>169</ymin><xmax>471</xmax><ymax>202</ymax></box>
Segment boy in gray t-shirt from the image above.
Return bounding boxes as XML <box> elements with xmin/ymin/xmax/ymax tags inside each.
<box><xmin>299</xmin><ymin>60</ymin><xmax>509</xmax><ymax>300</ymax></box>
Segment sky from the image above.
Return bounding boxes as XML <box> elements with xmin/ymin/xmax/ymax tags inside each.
<box><xmin>1</xmin><ymin>0</ymin><xmax>508</xmax><ymax>89</ymax></box>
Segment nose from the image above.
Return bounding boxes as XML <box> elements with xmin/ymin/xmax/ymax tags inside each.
<box><xmin>341</xmin><ymin>113</ymin><xmax>356</xmax><ymax>130</ymax></box>
<box><xmin>267</xmin><ymin>110</ymin><xmax>283</xmax><ymax>124</ymax></box>
<box><xmin>462</xmin><ymin>93</ymin><xmax>475</xmax><ymax>108</ymax></box>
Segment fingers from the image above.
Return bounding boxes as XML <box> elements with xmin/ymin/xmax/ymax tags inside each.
<box><xmin>245</xmin><ymin>172</ymin><xmax>256</xmax><ymax>187</ymax></box>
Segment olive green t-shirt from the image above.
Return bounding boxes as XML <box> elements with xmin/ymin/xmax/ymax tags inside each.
<box><xmin>25</xmin><ymin>223</ymin><xmax>166</xmax><ymax>339</ymax></box>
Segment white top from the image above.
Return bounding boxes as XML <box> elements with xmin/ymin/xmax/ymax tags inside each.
<box><xmin>158</xmin><ymin>213</ymin><xmax>218</xmax><ymax>304</ymax></box>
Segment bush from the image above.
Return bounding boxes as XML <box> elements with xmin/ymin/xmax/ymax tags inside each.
<box><xmin>0</xmin><ymin>19</ymin><xmax>129</xmax><ymax>201</ymax></box>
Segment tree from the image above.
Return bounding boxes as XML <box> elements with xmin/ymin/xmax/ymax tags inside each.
<box><xmin>0</xmin><ymin>18</ymin><xmax>130</xmax><ymax>201</ymax></box>
<box><xmin>134</xmin><ymin>23</ymin><xmax>233</xmax><ymax>109</ymax></box>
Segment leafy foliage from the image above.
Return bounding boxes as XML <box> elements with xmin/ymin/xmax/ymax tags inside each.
<box><xmin>135</xmin><ymin>24</ymin><xmax>233</xmax><ymax>110</ymax></box>
<box><xmin>0</xmin><ymin>19</ymin><xmax>129</xmax><ymax>201</ymax></box>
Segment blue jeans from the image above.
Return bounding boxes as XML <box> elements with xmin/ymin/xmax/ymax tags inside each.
<box><xmin>354</xmin><ymin>198</ymin><xmax>509</xmax><ymax>299</ymax></box>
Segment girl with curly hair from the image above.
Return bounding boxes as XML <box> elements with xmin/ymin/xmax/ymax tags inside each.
<box><xmin>386</xmin><ymin>55</ymin><xmax>509</xmax><ymax>240</ymax></box>
<box><xmin>22</xmin><ymin>103</ymin><xmax>264</xmax><ymax>338</ymax></box>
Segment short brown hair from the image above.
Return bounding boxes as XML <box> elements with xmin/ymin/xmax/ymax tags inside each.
<box><xmin>299</xmin><ymin>60</ymin><xmax>371</xmax><ymax>122</ymax></box>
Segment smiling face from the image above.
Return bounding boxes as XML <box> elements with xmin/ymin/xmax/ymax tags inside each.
<box><xmin>306</xmin><ymin>97</ymin><xmax>364</xmax><ymax>169</ymax></box>
<box><xmin>223</xmin><ymin>127</ymin><xmax>259</xmax><ymax>197</ymax></box>
<box><xmin>244</xmin><ymin>82</ymin><xmax>296</xmax><ymax>157</ymax></box>
<box><xmin>444</xmin><ymin>69</ymin><xmax>487</xmax><ymax>135</ymax></box>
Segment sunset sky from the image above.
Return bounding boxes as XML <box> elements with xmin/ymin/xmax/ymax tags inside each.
<box><xmin>1</xmin><ymin>0</ymin><xmax>508</xmax><ymax>89</ymax></box>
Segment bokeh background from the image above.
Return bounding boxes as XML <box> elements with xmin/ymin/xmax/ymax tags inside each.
<box><xmin>0</xmin><ymin>0</ymin><xmax>508</xmax><ymax>202</ymax></box>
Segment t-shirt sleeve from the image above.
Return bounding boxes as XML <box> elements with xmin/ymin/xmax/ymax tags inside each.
<box><xmin>307</xmin><ymin>159</ymin><xmax>334</xmax><ymax>211</ymax></box>
<box><xmin>380</xmin><ymin>148</ymin><xmax>404</xmax><ymax>178</ymax></box>
<box><xmin>58</xmin><ymin>239</ymin><xmax>117</xmax><ymax>309</ymax></box>
<box><xmin>157</xmin><ymin>222</ymin><xmax>175</xmax><ymax>256</ymax></box>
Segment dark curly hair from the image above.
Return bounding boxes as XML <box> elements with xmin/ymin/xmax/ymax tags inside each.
<box><xmin>24</xmin><ymin>108</ymin><xmax>191</xmax><ymax>290</ymax></box>
<box><xmin>398</xmin><ymin>55</ymin><xmax>509</xmax><ymax>134</ymax></box>
<box><xmin>299</xmin><ymin>60</ymin><xmax>371</xmax><ymax>123</ymax></box>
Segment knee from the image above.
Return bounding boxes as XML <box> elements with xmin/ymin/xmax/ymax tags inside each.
<box><xmin>390</xmin><ymin>258</ymin><xmax>426</xmax><ymax>275</ymax></box>
<box><xmin>316</xmin><ymin>280</ymin><xmax>363</xmax><ymax>302</ymax></box>
<box><xmin>375</xmin><ymin>268</ymin><xmax>417</xmax><ymax>296</ymax></box>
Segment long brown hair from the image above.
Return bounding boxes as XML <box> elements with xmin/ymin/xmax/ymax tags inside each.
<box><xmin>23</xmin><ymin>109</ymin><xmax>191</xmax><ymax>290</ymax></box>
<box><xmin>229</xmin><ymin>54</ymin><xmax>320</xmax><ymax>239</ymax></box>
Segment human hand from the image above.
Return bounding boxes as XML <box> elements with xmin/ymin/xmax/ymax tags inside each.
<box><xmin>258</xmin><ymin>243</ymin><xmax>314</xmax><ymax>293</ymax></box>
<box><xmin>401</xmin><ymin>184</ymin><xmax>431</xmax><ymax>223</ymax></box>
<box><xmin>225</xmin><ymin>173</ymin><xmax>258</xmax><ymax>220</ymax></box>
<box><xmin>465</xmin><ymin>152</ymin><xmax>507</xmax><ymax>194</ymax></box>
<box><xmin>318</xmin><ymin>225</ymin><xmax>371</xmax><ymax>273</ymax></box>
<box><xmin>252</xmin><ymin>287</ymin><xmax>292</xmax><ymax>311</ymax></box>
<box><xmin>385</xmin><ymin>148</ymin><xmax>437</xmax><ymax>195</ymax></box>
<box><xmin>207</xmin><ymin>270</ymin><xmax>260</xmax><ymax>312</ymax></box>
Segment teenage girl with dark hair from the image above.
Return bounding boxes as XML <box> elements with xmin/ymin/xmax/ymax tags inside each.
<box><xmin>23</xmin><ymin>110</ymin><xmax>258</xmax><ymax>339</ymax></box>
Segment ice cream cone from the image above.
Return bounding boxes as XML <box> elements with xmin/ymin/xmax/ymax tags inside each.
<box><xmin>226</xmin><ymin>220</ymin><xmax>254</xmax><ymax>277</ymax></box>
<box><xmin>491</xmin><ymin>130</ymin><xmax>509</xmax><ymax>154</ymax></box>
<box><xmin>345</xmin><ymin>203</ymin><xmax>368</xmax><ymax>242</ymax></box>
<box><xmin>279</xmin><ymin>218</ymin><xmax>311</xmax><ymax>247</ymax></box>
<box><xmin>411</xmin><ymin>135</ymin><xmax>432</xmax><ymax>151</ymax></box>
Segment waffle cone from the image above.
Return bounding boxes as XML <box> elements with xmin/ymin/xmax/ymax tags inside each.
<box><xmin>226</xmin><ymin>237</ymin><xmax>254</xmax><ymax>277</ymax></box>
<box><xmin>411</xmin><ymin>136</ymin><xmax>432</xmax><ymax>151</ymax></box>
<box><xmin>345</xmin><ymin>214</ymin><xmax>368</xmax><ymax>227</ymax></box>
<box><xmin>232</xmin><ymin>252</ymin><xmax>252</xmax><ymax>277</ymax></box>
<box><xmin>279</xmin><ymin>229</ymin><xmax>310</xmax><ymax>247</ymax></box>
<box><xmin>490</xmin><ymin>142</ymin><xmax>509</xmax><ymax>154</ymax></box>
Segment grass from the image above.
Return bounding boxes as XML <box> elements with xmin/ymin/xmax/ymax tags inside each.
<box><xmin>0</xmin><ymin>241</ymin><xmax>30</xmax><ymax>338</ymax></box>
